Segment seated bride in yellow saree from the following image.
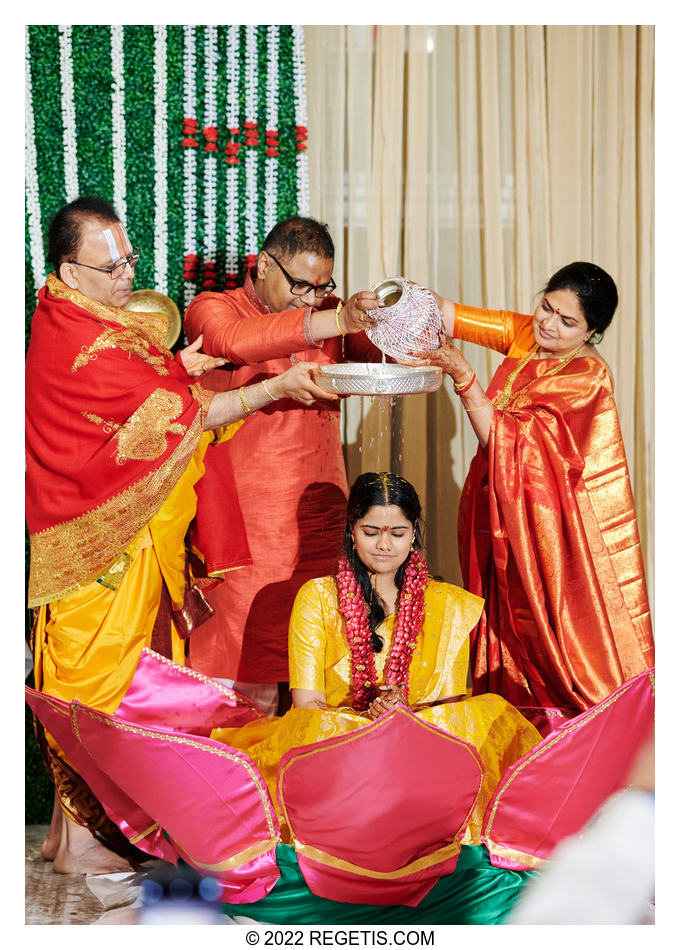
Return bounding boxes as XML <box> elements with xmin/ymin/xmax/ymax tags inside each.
<box><xmin>211</xmin><ymin>471</ymin><xmax>541</xmax><ymax>844</ymax></box>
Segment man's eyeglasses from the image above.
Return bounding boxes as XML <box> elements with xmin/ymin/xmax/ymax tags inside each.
<box><xmin>268</xmin><ymin>252</ymin><xmax>336</xmax><ymax>298</ymax></box>
<box><xmin>68</xmin><ymin>248</ymin><xmax>141</xmax><ymax>280</ymax></box>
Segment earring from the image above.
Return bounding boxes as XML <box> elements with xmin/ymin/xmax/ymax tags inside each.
<box><xmin>589</xmin><ymin>331</ymin><xmax>603</xmax><ymax>345</ymax></box>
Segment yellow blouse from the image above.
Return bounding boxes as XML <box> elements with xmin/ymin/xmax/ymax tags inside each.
<box><xmin>288</xmin><ymin>577</ymin><xmax>484</xmax><ymax>708</ymax></box>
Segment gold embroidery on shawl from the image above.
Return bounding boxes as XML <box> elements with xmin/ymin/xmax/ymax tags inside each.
<box><xmin>47</xmin><ymin>273</ymin><xmax>169</xmax><ymax>350</ymax></box>
<box><xmin>188</xmin><ymin>381</ymin><xmax>215</xmax><ymax>427</ymax></box>
<box><xmin>96</xmin><ymin>550</ymin><xmax>132</xmax><ymax>589</ymax></box>
<box><xmin>82</xmin><ymin>411</ymin><xmax>119</xmax><ymax>434</ymax></box>
<box><xmin>114</xmin><ymin>389</ymin><xmax>186</xmax><ymax>465</ymax></box>
<box><xmin>72</xmin><ymin>327</ymin><xmax>169</xmax><ymax>375</ymax></box>
<box><xmin>83</xmin><ymin>392</ymin><xmax>190</xmax><ymax>465</ymax></box>
<box><xmin>28</xmin><ymin>415</ymin><xmax>203</xmax><ymax>607</ymax></box>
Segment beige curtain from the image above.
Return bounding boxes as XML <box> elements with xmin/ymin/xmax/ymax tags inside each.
<box><xmin>305</xmin><ymin>25</ymin><xmax>654</xmax><ymax>609</ymax></box>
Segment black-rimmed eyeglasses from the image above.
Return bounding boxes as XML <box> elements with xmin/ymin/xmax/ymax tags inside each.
<box><xmin>68</xmin><ymin>248</ymin><xmax>141</xmax><ymax>280</ymax></box>
<box><xmin>268</xmin><ymin>252</ymin><xmax>336</xmax><ymax>298</ymax></box>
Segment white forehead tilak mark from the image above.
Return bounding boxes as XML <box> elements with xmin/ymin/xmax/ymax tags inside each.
<box><xmin>101</xmin><ymin>223</ymin><xmax>133</xmax><ymax>263</ymax></box>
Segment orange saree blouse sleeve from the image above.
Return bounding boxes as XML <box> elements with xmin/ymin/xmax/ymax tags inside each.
<box><xmin>453</xmin><ymin>304</ymin><xmax>536</xmax><ymax>357</ymax></box>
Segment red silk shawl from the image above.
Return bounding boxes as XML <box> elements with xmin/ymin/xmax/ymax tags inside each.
<box><xmin>26</xmin><ymin>275</ymin><xmax>214</xmax><ymax>607</ymax></box>
<box><xmin>458</xmin><ymin>354</ymin><xmax>654</xmax><ymax>714</ymax></box>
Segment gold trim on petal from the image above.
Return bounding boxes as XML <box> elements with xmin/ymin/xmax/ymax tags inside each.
<box><xmin>140</xmin><ymin>647</ymin><xmax>263</xmax><ymax>712</ymax></box>
<box><xmin>277</xmin><ymin>708</ymin><xmax>483</xmax><ymax>847</ymax></box>
<box><xmin>169</xmin><ymin>836</ymin><xmax>279</xmax><ymax>872</ymax></box>
<box><xmin>71</xmin><ymin>703</ymin><xmax>279</xmax><ymax>842</ymax></box>
<box><xmin>129</xmin><ymin>823</ymin><xmax>160</xmax><ymax>844</ymax></box>
<box><xmin>292</xmin><ymin>838</ymin><xmax>462</xmax><ymax>879</ymax></box>
<box><xmin>483</xmin><ymin>673</ymin><xmax>654</xmax><ymax>839</ymax></box>
<box><xmin>482</xmin><ymin>840</ymin><xmax>545</xmax><ymax>870</ymax></box>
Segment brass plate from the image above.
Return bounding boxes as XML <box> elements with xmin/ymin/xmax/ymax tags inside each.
<box><xmin>125</xmin><ymin>289</ymin><xmax>182</xmax><ymax>348</ymax></box>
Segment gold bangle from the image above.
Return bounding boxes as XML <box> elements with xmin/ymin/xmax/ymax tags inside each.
<box><xmin>260</xmin><ymin>378</ymin><xmax>276</xmax><ymax>403</ymax></box>
<box><xmin>238</xmin><ymin>385</ymin><xmax>256</xmax><ymax>416</ymax></box>
<box><xmin>453</xmin><ymin>370</ymin><xmax>475</xmax><ymax>392</ymax></box>
<box><xmin>335</xmin><ymin>301</ymin><xmax>346</xmax><ymax>336</ymax></box>
<box><xmin>464</xmin><ymin>399</ymin><xmax>493</xmax><ymax>413</ymax></box>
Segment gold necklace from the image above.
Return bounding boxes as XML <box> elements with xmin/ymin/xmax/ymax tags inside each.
<box><xmin>494</xmin><ymin>342</ymin><xmax>585</xmax><ymax>410</ymax></box>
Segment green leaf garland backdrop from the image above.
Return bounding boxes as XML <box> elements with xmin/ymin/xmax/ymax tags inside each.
<box><xmin>25</xmin><ymin>24</ymin><xmax>308</xmax><ymax>337</ymax></box>
<box><xmin>24</xmin><ymin>23</ymin><xmax>309</xmax><ymax>821</ymax></box>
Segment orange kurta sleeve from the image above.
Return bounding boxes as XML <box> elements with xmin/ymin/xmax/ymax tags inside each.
<box><xmin>453</xmin><ymin>303</ymin><xmax>536</xmax><ymax>357</ymax></box>
<box><xmin>184</xmin><ymin>289</ymin><xmax>315</xmax><ymax>362</ymax></box>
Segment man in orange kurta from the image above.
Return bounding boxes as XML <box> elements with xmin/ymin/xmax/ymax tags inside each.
<box><xmin>184</xmin><ymin>217</ymin><xmax>382</xmax><ymax>713</ymax></box>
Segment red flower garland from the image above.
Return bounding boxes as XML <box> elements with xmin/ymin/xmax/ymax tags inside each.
<box><xmin>336</xmin><ymin>550</ymin><xmax>428</xmax><ymax>711</ymax></box>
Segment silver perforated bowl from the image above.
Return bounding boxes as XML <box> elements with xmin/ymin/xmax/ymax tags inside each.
<box><xmin>313</xmin><ymin>363</ymin><xmax>442</xmax><ymax>396</ymax></box>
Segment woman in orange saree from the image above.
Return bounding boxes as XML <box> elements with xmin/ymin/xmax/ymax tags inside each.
<box><xmin>415</xmin><ymin>263</ymin><xmax>654</xmax><ymax>732</ymax></box>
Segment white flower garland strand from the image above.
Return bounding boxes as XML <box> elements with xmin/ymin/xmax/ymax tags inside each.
<box><xmin>264</xmin><ymin>25</ymin><xmax>280</xmax><ymax>237</ymax></box>
<box><xmin>25</xmin><ymin>28</ymin><xmax>46</xmax><ymax>292</ymax></box>
<box><xmin>291</xmin><ymin>25</ymin><xmax>310</xmax><ymax>216</ymax></box>
<box><xmin>153</xmin><ymin>25</ymin><xmax>168</xmax><ymax>295</ymax></box>
<box><xmin>243</xmin><ymin>25</ymin><xmax>259</xmax><ymax>264</ymax></box>
<box><xmin>202</xmin><ymin>24</ymin><xmax>218</xmax><ymax>289</ymax></box>
<box><xmin>58</xmin><ymin>25</ymin><xmax>79</xmax><ymax>202</ymax></box>
<box><xmin>182</xmin><ymin>25</ymin><xmax>198</xmax><ymax>305</ymax></box>
<box><xmin>224</xmin><ymin>25</ymin><xmax>240</xmax><ymax>285</ymax></box>
<box><xmin>110</xmin><ymin>25</ymin><xmax>127</xmax><ymax>224</ymax></box>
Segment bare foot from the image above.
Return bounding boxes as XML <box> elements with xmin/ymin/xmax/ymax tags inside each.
<box><xmin>41</xmin><ymin>790</ymin><xmax>63</xmax><ymax>861</ymax></box>
<box><xmin>53</xmin><ymin>812</ymin><xmax>135</xmax><ymax>875</ymax></box>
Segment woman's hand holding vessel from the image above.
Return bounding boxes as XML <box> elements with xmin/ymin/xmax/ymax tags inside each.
<box><xmin>411</xmin><ymin>332</ymin><xmax>474</xmax><ymax>386</ymax></box>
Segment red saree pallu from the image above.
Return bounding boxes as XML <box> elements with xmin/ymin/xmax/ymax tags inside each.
<box><xmin>458</xmin><ymin>354</ymin><xmax>654</xmax><ymax>717</ymax></box>
<box><xmin>25</xmin><ymin>274</ymin><xmax>215</xmax><ymax>607</ymax></box>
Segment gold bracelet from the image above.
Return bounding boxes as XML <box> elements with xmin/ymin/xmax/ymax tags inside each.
<box><xmin>260</xmin><ymin>378</ymin><xmax>276</xmax><ymax>403</ymax></box>
<box><xmin>238</xmin><ymin>385</ymin><xmax>256</xmax><ymax>416</ymax></box>
<box><xmin>335</xmin><ymin>300</ymin><xmax>346</xmax><ymax>336</ymax></box>
<box><xmin>453</xmin><ymin>370</ymin><xmax>475</xmax><ymax>392</ymax></box>
<box><xmin>464</xmin><ymin>399</ymin><xmax>493</xmax><ymax>413</ymax></box>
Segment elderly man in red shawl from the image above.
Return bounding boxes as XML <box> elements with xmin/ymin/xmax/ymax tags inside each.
<box><xmin>184</xmin><ymin>217</ymin><xmax>384</xmax><ymax>717</ymax></box>
<box><xmin>25</xmin><ymin>196</ymin><xmax>355</xmax><ymax>876</ymax></box>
